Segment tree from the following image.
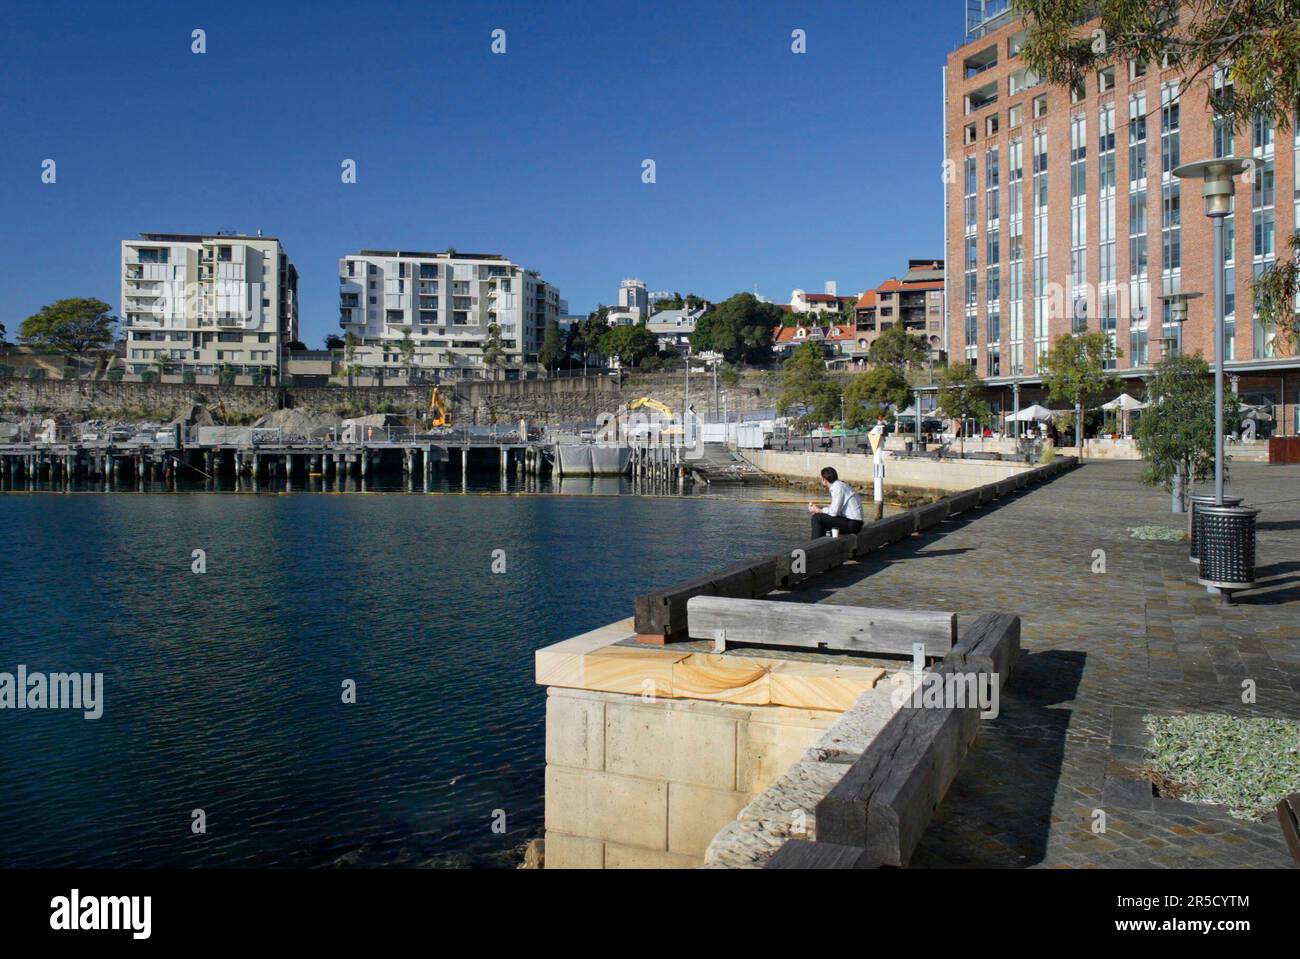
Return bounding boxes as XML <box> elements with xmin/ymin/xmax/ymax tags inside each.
<box><xmin>776</xmin><ymin>341</ymin><xmax>842</xmax><ymax>431</ymax></box>
<box><xmin>480</xmin><ymin>322</ymin><xmax>506</xmax><ymax>380</ymax></box>
<box><xmin>936</xmin><ymin>362</ymin><xmax>991</xmax><ymax>454</ymax></box>
<box><xmin>538</xmin><ymin>318</ymin><xmax>563</xmax><ymax>372</ymax></box>
<box><xmin>323</xmin><ymin>333</ymin><xmax>345</xmax><ymax>350</ymax></box>
<box><xmin>1135</xmin><ymin>352</ymin><xmax>1242</xmax><ymax>510</ymax></box>
<box><xmin>19</xmin><ymin>298</ymin><xmax>117</xmax><ymax>355</ymax></box>
<box><xmin>343</xmin><ymin>331</ymin><xmax>360</xmax><ymax>382</ymax></box>
<box><xmin>1255</xmin><ymin>233</ymin><xmax>1300</xmax><ymax>356</ymax></box>
<box><xmin>566</xmin><ymin>307</ymin><xmax>610</xmax><ymax>374</ymax></box>
<box><xmin>599</xmin><ymin>323</ymin><xmax>657</xmax><ymax>368</ymax></box>
<box><xmin>398</xmin><ymin>333</ymin><xmax>416</xmax><ymax>379</ymax></box>
<box><xmin>1039</xmin><ymin>331</ymin><xmax>1122</xmax><ymax>450</ymax></box>
<box><xmin>867</xmin><ymin>323</ymin><xmax>929</xmax><ymax>371</ymax></box>
<box><xmin>1014</xmin><ymin>0</ymin><xmax>1300</xmax><ymax>131</ymax></box>
<box><xmin>843</xmin><ymin>365</ymin><xmax>910</xmax><ymax>429</ymax></box>
<box><xmin>690</xmin><ymin>293</ymin><xmax>779</xmax><ymax>365</ymax></box>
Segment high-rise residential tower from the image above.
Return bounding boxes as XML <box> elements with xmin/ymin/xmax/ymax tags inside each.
<box><xmin>945</xmin><ymin>3</ymin><xmax>1297</xmax><ymax>431</ymax></box>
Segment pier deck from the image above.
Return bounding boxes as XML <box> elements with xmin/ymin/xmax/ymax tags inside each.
<box><xmin>777</xmin><ymin>459</ymin><xmax>1300</xmax><ymax>868</ymax></box>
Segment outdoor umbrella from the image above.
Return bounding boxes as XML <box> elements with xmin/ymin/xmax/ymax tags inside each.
<box><xmin>1101</xmin><ymin>393</ymin><xmax>1147</xmax><ymax>437</ymax></box>
<box><xmin>1003</xmin><ymin>404</ymin><xmax>1055</xmax><ymax>423</ymax></box>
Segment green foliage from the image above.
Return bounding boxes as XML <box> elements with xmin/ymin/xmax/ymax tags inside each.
<box><xmin>935</xmin><ymin>362</ymin><xmax>991</xmax><ymax>433</ymax></box>
<box><xmin>19</xmin><ymin>297</ymin><xmax>117</xmax><ymax>354</ymax></box>
<box><xmin>689</xmin><ymin>293</ymin><xmax>779</xmax><ymax>365</ymax></box>
<box><xmin>182</xmin><ymin>370</ymin><xmax>196</xmax><ymax>385</ymax></box>
<box><xmin>398</xmin><ymin>333</ymin><xmax>416</xmax><ymax>372</ymax></box>
<box><xmin>538</xmin><ymin>318</ymin><xmax>564</xmax><ymax>371</ymax></box>
<box><xmin>1255</xmin><ymin>233</ymin><xmax>1300</xmax><ymax>356</ymax></box>
<box><xmin>480</xmin><ymin>322</ymin><xmax>506</xmax><ymax>379</ymax></box>
<box><xmin>323</xmin><ymin>333</ymin><xmax>345</xmax><ymax>350</ymax></box>
<box><xmin>105</xmin><ymin>367</ymin><xmax>124</xmax><ymax>382</ymax></box>
<box><xmin>844</xmin><ymin>365</ymin><xmax>910</xmax><ymax>429</ymax></box>
<box><xmin>1135</xmin><ymin>352</ymin><xmax>1241</xmax><ymax>498</ymax></box>
<box><xmin>1014</xmin><ymin>0</ymin><xmax>1300</xmax><ymax>130</ymax></box>
<box><xmin>777</xmin><ymin>341</ymin><xmax>842</xmax><ymax>431</ymax></box>
<box><xmin>1040</xmin><ymin>331</ymin><xmax>1122</xmax><ymax>442</ymax></box>
<box><xmin>867</xmin><ymin>323</ymin><xmax>928</xmax><ymax>371</ymax></box>
<box><xmin>566</xmin><ymin>307</ymin><xmax>609</xmax><ymax>369</ymax></box>
<box><xmin>219</xmin><ymin>364</ymin><xmax>236</xmax><ymax>386</ymax></box>
<box><xmin>1145</xmin><ymin>713</ymin><xmax>1300</xmax><ymax>820</ymax></box>
<box><xmin>140</xmin><ymin>370</ymin><xmax>157</xmax><ymax>384</ymax></box>
<box><xmin>599</xmin><ymin>323</ymin><xmax>658</xmax><ymax>368</ymax></box>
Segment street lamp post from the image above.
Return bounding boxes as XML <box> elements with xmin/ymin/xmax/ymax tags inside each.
<box><xmin>1011</xmin><ymin>367</ymin><xmax>1022</xmax><ymax>442</ymax></box>
<box><xmin>1158</xmin><ymin>291</ymin><xmax>1203</xmax><ymax>512</ymax></box>
<box><xmin>1172</xmin><ymin>157</ymin><xmax>1250</xmax><ymax>507</ymax></box>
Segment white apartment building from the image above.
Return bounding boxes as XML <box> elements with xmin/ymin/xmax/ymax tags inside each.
<box><xmin>607</xmin><ymin>278</ymin><xmax>650</xmax><ymax>326</ymax></box>
<box><xmin>120</xmin><ymin>233</ymin><xmax>298</xmax><ymax>382</ymax></box>
<box><xmin>338</xmin><ymin>250</ymin><xmax>561</xmax><ymax>378</ymax></box>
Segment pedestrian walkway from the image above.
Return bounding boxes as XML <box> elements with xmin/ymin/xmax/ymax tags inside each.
<box><xmin>793</xmin><ymin>459</ymin><xmax>1300</xmax><ymax>867</ymax></box>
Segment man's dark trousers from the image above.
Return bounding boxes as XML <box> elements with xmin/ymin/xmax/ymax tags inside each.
<box><xmin>811</xmin><ymin>513</ymin><xmax>863</xmax><ymax>539</ymax></box>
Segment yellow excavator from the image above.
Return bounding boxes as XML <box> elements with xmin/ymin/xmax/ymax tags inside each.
<box><xmin>429</xmin><ymin>387</ymin><xmax>451</xmax><ymax>427</ymax></box>
<box><xmin>627</xmin><ymin>397</ymin><xmax>674</xmax><ymax>418</ymax></box>
<box><xmin>626</xmin><ymin>396</ymin><xmax>682</xmax><ymax>436</ymax></box>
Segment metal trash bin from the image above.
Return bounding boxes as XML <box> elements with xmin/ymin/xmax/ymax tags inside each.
<box><xmin>1188</xmin><ymin>494</ymin><xmax>1243</xmax><ymax>564</ymax></box>
<box><xmin>1196</xmin><ymin>505</ymin><xmax>1259</xmax><ymax>596</ymax></box>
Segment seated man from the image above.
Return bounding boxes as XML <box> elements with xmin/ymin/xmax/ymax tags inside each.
<box><xmin>807</xmin><ymin>466</ymin><xmax>864</xmax><ymax>538</ymax></box>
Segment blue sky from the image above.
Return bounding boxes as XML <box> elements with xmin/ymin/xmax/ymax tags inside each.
<box><xmin>0</xmin><ymin>0</ymin><xmax>960</xmax><ymax>347</ymax></box>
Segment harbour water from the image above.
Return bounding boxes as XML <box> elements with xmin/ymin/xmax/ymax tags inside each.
<box><xmin>0</xmin><ymin>475</ymin><xmax>812</xmax><ymax>867</ymax></box>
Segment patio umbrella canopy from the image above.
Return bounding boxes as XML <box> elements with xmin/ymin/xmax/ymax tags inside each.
<box><xmin>1003</xmin><ymin>404</ymin><xmax>1056</xmax><ymax>423</ymax></box>
<box><xmin>1101</xmin><ymin>393</ymin><xmax>1147</xmax><ymax>412</ymax></box>
<box><xmin>1101</xmin><ymin>393</ymin><xmax>1146</xmax><ymax>437</ymax></box>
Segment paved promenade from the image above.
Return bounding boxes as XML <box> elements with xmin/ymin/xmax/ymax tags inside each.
<box><xmin>795</xmin><ymin>459</ymin><xmax>1300</xmax><ymax>868</ymax></box>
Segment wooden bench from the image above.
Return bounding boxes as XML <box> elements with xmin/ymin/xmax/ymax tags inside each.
<box><xmin>853</xmin><ymin>512</ymin><xmax>917</xmax><ymax>558</ymax></box>
<box><xmin>799</xmin><ymin>613</ymin><xmax>1021</xmax><ymax>868</ymax></box>
<box><xmin>945</xmin><ymin>488</ymin><xmax>981</xmax><ymax>516</ymax></box>
<box><xmin>687</xmin><ymin>596</ymin><xmax>957</xmax><ymax>657</ymax></box>
<box><xmin>633</xmin><ymin>555</ymin><xmax>778</xmax><ymax>642</ymax></box>
<box><xmin>775</xmin><ymin>535</ymin><xmax>855</xmax><ymax>588</ymax></box>
<box><xmin>914</xmin><ymin>500</ymin><xmax>949</xmax><ymax>532</ymax></box>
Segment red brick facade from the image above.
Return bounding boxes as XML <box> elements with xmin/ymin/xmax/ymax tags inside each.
<box><xmin>945</xmin><ymin>8</ymin><xmax>1298</xmax><ymax>433</ymax></box>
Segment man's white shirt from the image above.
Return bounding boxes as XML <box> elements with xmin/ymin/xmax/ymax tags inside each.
<box><xmin>821</xmin><ymin>480</ymin><xmax>864</xmax><ymax>522</ymax></box>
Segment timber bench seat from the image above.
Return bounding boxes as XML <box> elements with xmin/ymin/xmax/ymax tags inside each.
<box><xmin>765</xmin><ymin>612</ymin><xmax>1021</xmax><ymax>869</ymax></box>
<box><xmin>687</xmin><ymin>596</ymin><xmax>957</xmax><ymax>659</ymax></box>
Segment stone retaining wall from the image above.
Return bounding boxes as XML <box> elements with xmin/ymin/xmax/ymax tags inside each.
<box><xmin>744</xmin><ymin>448</ymin><xmax>1037</xmax><ymax>494</ymax></box>
<box><xmin>544</xmin><ymin>686</ymin><xmax>838</xmax><ymax>868</ymax></box>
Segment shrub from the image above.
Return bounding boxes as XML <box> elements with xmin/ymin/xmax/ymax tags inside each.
<box><xmin>106</xmin><ymin>368</ymin><xmax>124</xmax><ymax>382</ymax></box>
<box><xmin>141</xmin><ymin>370</ymin><xmax>157</xmax><ymax>384</ymax></box>
<box><xmin>1039</xmin><ymin>441</ymin><xmax>1056</xmax><ymax>464</ymax></box>
<box><xmin>181</xmin><ymin>370</ymin><xmax>196</xmax><ymax>385</ymax></box>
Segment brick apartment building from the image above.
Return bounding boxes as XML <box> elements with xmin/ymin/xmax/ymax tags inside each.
<box><xmin>946</xmin><ymin>1</ymin><xmax>1298</xmax><ymax>433</ymax></box>
<box><xmin>855</xmin><ymin>259</ymin><xmax>947</xmax><ymax>358</ymax></box>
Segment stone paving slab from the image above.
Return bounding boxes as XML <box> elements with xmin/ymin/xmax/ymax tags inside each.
<box><xmin>784</xmin><ymin>460</ymin><xmax>1300</xmax><ymax>868</ymax></box>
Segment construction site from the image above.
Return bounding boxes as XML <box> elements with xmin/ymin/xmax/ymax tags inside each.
<box><xmin>0</xmin><ymin>389</ymin><xmax>773</xmax><ymax>489</ymax></box>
